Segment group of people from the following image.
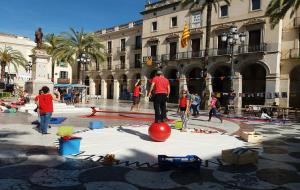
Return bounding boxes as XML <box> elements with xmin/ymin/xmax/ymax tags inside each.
<box><xmin>34</xmin><ymin>86</ymin><xmax>58</xmax><ymax>134</ymax></box>
<box><xmin>142</xmin><ymin>70</ymin><xmax>223</xmax><ymax>131</ymax></box>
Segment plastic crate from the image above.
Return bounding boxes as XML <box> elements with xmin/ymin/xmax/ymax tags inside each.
<box><xmin>89</xmin><ymin>121</ymin><xmax>104</xmax><ymax>129</ymax></box>
<box><xmin>158</xmin><ymin>155</ymin><xmax>202</xmax><ymax>169</ymax></box>
<box><xmin>50</xmin><ymin>117</ymin><xmax>67</xmax><ymax>124</ymax></box>
<box><xmin>59</xmin><ymin>137</ymin><xmax>82</xmax><ymax>156</ymax></box>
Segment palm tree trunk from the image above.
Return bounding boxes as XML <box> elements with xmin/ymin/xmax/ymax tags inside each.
<box><xmin>201</xmin><ymin>0</ymin><xmax>213</xmax><ymax>109</ymax></box>
<box><xmin>0</xmin><ymin>62</ymin><xmax>6</xmax><ymax>82</ymax></box>
<box><xmin>77</xmin><ymin>62</ymin><xmax>81</xmax><ymax>84</ymax></box>
<box><xmin>51</xmin><ymin>61</ymin><xmax>55</xmax><ymax>82</ymax></box>
<box><xmin>204</xmin><ymin>0</ymin><xmax>212</xmax><ymax>67</ymax></box>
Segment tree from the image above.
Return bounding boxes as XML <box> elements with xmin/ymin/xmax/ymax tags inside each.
<box><xmin>44</xmin><ymin>33</ymin><xmax>64</xmax><ymax>81</ymax></box>
<box><xmin>266</xmin><ymin>0</ymin><xmax>300</xmax><ymax>28</ymax></box>
<box><xmin>0</xmin><ymin>46</ymin><xmax>27</xmax><ymax>83</ymax></box>
<box><xmin>53</xmin><ymin>28</ymin><xmax>106</xmax><ymax>83</ymax></box>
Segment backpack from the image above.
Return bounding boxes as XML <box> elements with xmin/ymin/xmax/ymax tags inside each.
<box><xmin>215</xmin><ymin>100</ymin><xmax>221</xmax><ymax>109</ymax></box>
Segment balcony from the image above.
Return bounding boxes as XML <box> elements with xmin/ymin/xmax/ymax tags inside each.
<box><xmin>116</xmin><ymin>47</ymin><xmax>127</xmax><ymax>54</ymax></box>
<box><xmin>282</xmin><ymin>49</ymin><xmax>300</xmax><ymax>59</ymax></box>
<box><xmin>238</xmin><ymin>43</ymin><xmax>268</xmax><ymax>54</ymax></box>
<box><xmin>115</xmin><ymin>64</ymin><xmax>126</xmax><ymax>70</ymax></box>
<box><xmin>57</xmin><ymin>78</ymin><xmax>70</xmax><ymax>84</ymax></box>
<box><xmin>142</xmin><ymin>55</ymin><xmax>161</xmax><ymax>63</ymax></box>
<box><xmin>131</xmin><ymin>45</ymin><xmax>142</xmax><ymax>51</ymax></box>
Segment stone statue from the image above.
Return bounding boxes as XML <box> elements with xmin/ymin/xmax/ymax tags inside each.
<box><xmin>35</xmin><ymin>27</ymin><xmax>43</xmax><ymax>49</ymax></box>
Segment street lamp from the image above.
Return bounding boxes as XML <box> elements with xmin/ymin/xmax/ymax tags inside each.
<box><xmin>77</xmin><ymin>53</ymin><xmax>91</xmax><ymax>84</ymax></box>
<box><xmin>221</xmin><ymin>25</ymin><xmax>246</xmax><ymax>91</ymax></box>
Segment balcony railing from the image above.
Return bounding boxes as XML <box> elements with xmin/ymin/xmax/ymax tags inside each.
<box><xmin>131</xmin><ymin>45</ymin><xmax>142</xmax><ymax>50</ymax></box>
<box><xmin>282</xmin><ymin>49</ymin><xmax>300</xmax><ymax>59</ymax></box>
<box><xmin>116</xmin><ymin>47</ymin><xmax>127</xmax><ymax>53</ymax></box>
<box><xmin>143</xmin><ymin>43</ymin><xmax>273</xmax><ymax>63</ymax></box>
<box><xmin>115</xmin><ymin>64</ymin><xmax>126</xmax><ymax>70</ymax></box>
<box><xmin>161</xmin><ymin>51</ymin><xmax>205</xmax><ymax>61</ymax></box>
<box><xmin>57</xmin><ymin>78</ymin><xmax>70</xmax><ymax>84</ymax></box>
<box><xmin>238</xmin><ymin>43</ymin><xmax>267</xmax><ymax>54</ymax></box>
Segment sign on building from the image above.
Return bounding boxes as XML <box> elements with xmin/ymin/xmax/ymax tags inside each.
<box><xmin>191</xmin><ymin>12</ymin><xmax>201</xmax><ymax>29</ymax></box>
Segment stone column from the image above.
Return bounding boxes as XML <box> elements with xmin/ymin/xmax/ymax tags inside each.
<box><xmin>179</xmin><ymin>74</ymin><xmax>187</xmax><ymax>92</ymax></box>
<box><xmin>101</xmin><ymin>79</ymin><xmax>107</xmax><ymax>99</ymax></box>
<box><xmin>25</xmin><ymin>49</ymin><xmax>53</xmax><ymax>95</ymax></box>
<box><xmin>113</xmin><ymin>79</ymin><xmax>120</xmax><ymax>100</ymax></box>
<box><xmin>279</xmin><ymin>74</ymin><xmax>289</xmax><ymax>107</ymax></box>
<box><xmin>205</xmin><ymin>73</ymin><xmax>213</xmax><ymax>109</ymax></box>
<box><xmin>233</xmin><ymin>72</ymin><xmax>242</xmax><ymax>109</ymax></box>
<box><xmin>265</xmin><ymin>74</ymin><xmax>280</xmax><ymax>105</ymax></box>
<box><xmin>89</xmin><ymin>78</ymin><xmax>96</xmax><ymax>96</ymax></box>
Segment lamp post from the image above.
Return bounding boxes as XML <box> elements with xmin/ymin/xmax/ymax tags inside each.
<box><xmin>221</xmin><ymin>25</ymin><xmax>246</xmax><ymax>91</ymax></box>
<box><xmin>76</xmin><ymin>53</ymin><xmax>91</xmax><ymax>84</ymax></box>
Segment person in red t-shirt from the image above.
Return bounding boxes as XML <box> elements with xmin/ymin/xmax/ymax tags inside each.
<box><xmin>147</xmin><ymin>70</ymin><xmax>170</xmax><ymax>123</ymax></box>
<box><xmin>130</xmin><ymin>80</ymin><xmax>143</xmax><ymax>111</ymax></box>
<box><xmin>37</xmin><ymin>86</ymin><xmax>58</xmax><ymax>134</ymax></box>
<box><xmin>177</xmin><ymin>89</ymin><xmax>190</xmax><ymax>131</ymax></box>
<box><xmin>34</xmin><ymin>89</ymin><xmax>43</xmax><ymax>127</ymax></box>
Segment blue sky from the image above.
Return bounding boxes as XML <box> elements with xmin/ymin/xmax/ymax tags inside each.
<box><xmin>0</xmin><ymin>0</ymin><xmax>146</xmax><ymax>39</ymax></box>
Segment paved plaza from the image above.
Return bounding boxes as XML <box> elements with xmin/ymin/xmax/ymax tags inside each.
<box><xmin>0</xmin><ymin>100</ymin><xmax>300</xmax><ymax>190</ymax></box>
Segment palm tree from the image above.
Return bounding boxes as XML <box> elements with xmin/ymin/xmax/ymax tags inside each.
<box><xmin>181</xmin><ymin>0</ymin><xmax>231</xmax><ymax>69</ymax></box>
<box><xmin>53</xmin><ymin>28</ymin><xmax>106</xmax><ymax>83</ymax></box>
<box><xmin>266</xmin><ymin>0</ymin><xmax>300</xmax><ymax>28</ymax></box>
<box><xmin>0</xmin><ymin>46</ymin><xmax>27</xmax><ymax>83</ymax></box>
<box><xmin>44</xmin><ymin>33</ymin><xmax>63</xmax><ymax>81</ymax></box>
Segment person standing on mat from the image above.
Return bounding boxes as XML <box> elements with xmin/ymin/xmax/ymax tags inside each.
<box><xmin>208</xmin><ymin>94</ymin><xmax>223</xmax><ymax>123</ymax></box>
<box><xmin>148</xmin><ymin>70</ymin><xmax>170</xmax><ymax>123</ymax></box>
<box><xmin>38</xmin><ymin>86</ymin><xmax>58</xmax><ymax>134</ymax></box>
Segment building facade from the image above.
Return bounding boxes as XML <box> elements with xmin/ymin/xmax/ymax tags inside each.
<box><xmin>0</xmin><ymin>33</ymin><xmax>73</xmax><ymax>89</ymax></box>
<box><xmin>0</xmin><ymin>33</ymin><xmax>35</xmax><ymax>86</ymax></box>
<box><xmin>85</xmin><ymin>20</ymin><xmax>143</xmax><ymax>99</ymax></box>
<box><xmin>86</xmin><ymin>0</ymin><xmax>299</xmax><ymax>108</ymax></box>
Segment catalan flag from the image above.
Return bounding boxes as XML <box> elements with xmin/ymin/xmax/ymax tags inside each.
<box><xmin>181</xmin><ymin>23</ymin><xmax>190</xmax><ymax>48</ymax></box>
<box><xmin>146</xmin><ymin>56</ymin><xmax>153</xmax><ymax>66</ymax></box>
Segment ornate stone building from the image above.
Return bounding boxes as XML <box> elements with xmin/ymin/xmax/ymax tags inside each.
<box><xmin>86</xmin><ymin>0</ymin><xmax>300</xmax><ymax>108</ymax></box>
<box><xmin>85</xmin><ymin>20</ymin><xmax>143</xmax><ymax>99</ymax></box>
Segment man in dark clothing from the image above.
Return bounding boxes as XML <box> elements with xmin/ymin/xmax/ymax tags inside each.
<box><xmin>148</xmin><ymin>71</ymin><xmax>170</xmax><ymax>123</ymax></box>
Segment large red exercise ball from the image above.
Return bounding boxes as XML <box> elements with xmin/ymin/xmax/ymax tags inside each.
<box><xmin>148</xmin><ymin>122</ymin><xmax>171</xmax><ymax>142</ymax></box>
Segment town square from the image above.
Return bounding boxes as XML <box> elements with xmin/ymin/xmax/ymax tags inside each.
<box><xmin>0</xmin><ymin>0</ymin><xmax>300</xmax><ymax>189</ymax></box>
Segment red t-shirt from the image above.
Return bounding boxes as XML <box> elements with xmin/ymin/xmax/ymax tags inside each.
<box><xmin>34</xmin><ymin>95</ymin><xmax>40</xmax><ymax>102</ymax></box>
<box><xmin>152</xmin><ymin>76</ymin><xmax>169</xmax><ymax>94</ymax></box>
<box><xmin>179</xmin><ymin>97</ymin><xmax>189</xmax><ymax>108</ymax></box>
<box><xmin>133</xmin><ymin>86</ymin><xmax>140</xmax><ymax>97</ymax></box>
<box><xmin>38</xmin><ymin>94</ymin><xmax>53</xmax><ymax>113</ymax></box>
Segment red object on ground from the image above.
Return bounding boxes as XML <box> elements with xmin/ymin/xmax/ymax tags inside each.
<box><xmin>148</xmin><ymin>122</ymin><xmax>171</xmax><ymax>142</ymax></box>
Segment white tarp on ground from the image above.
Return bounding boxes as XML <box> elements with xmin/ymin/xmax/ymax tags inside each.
<box><xmin>77</xmin><ymin>126</ymin><xmax>245</xmax><ymax>164</ymax></box>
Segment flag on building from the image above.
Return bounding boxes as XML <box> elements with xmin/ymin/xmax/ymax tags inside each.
<box><xmin>146</xmin><ymin>56</ymin><xmax>153</xmax><ymax>66</ymax></box>
<box><xmin>181</xmin><ymin>23</ymin><xmax>190</xmax><ymax>48</ymax></box>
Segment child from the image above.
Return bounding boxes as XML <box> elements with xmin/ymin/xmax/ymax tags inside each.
<box><xmin>177</xmin><ymin>90</ymin><xmax>190</xmax><ymax>132</ymax></box>
<box><xmin>261</xmin><ymin>108</ymin><xmax>272</xmax><ymax>120</ymax></box>
<box><xmin>130</xmin><ymin>80</ymin><xmax>143</xmax><ymax>111</ymax></box>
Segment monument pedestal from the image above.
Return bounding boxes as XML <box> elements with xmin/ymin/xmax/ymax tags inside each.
<box><xmin>25</xmin><ymin>49</ymin><xmax>53</xmax><ymax>95</ymax></box>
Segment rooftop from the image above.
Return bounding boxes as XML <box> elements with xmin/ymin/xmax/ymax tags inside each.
<box><xmin>95</xmin><ymin>20</ymin><xmax>143</xmax><ymax>35</ymax></box>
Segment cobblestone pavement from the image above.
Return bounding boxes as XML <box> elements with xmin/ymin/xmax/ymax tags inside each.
<box><xmin>0</xmin><ymin>101</ymin><xmax>300</xmax><ymax>190</ymax></box>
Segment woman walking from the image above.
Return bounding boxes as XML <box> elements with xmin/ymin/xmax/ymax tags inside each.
<box><xmin>208</xmin><ymin>94</ymin><xmax>223</xmax><ymax>123</ymax></box>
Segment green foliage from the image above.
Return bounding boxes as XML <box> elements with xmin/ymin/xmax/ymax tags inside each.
<box><xmin>266</xmin><ymin>0</ymin><xmax>300</xmax><ymax>28</ymax></box>
<box><xmin>181</xmin><ymin>0</ymin><xmax>231</xmax><ymax>12</ymax></box>
<box><xmin>0</xmin><ymin>46</ymin><xmax>27</xmax><ymax>81</ymax></box>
